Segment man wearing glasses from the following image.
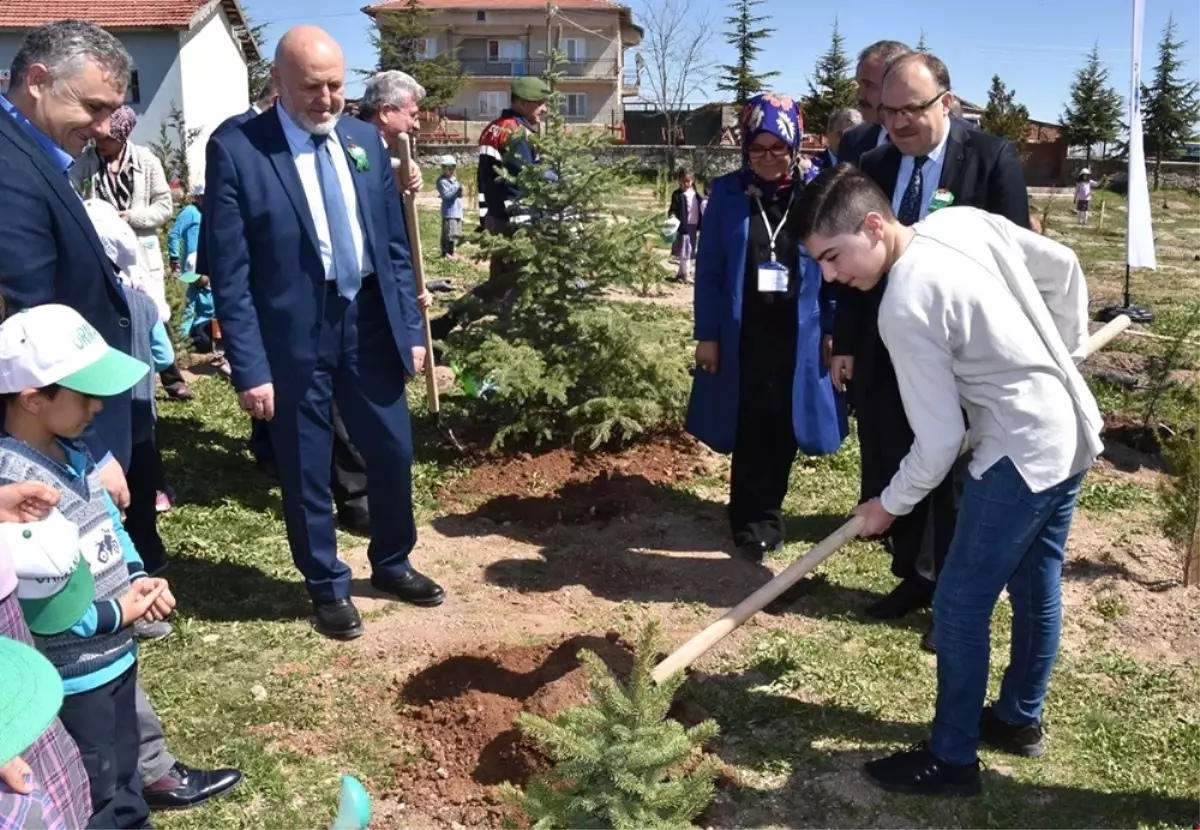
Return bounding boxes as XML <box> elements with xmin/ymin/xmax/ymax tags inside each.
<box><xmin>831</xmin><ymin>51</ymin><xmax>1030</xmax><ymax>649</ymax></box>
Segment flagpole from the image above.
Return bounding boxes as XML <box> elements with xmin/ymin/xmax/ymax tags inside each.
<box><xmin>1101</xmin><ymin>0</ymin><xmax>1157</xmax><ymax>323</ymax></box>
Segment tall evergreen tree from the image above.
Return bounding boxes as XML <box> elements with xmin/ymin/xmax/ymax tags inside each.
<box><xmin>1140</xmin><ymin>14</ymin><xmax>1200</xmax><ymax>189</ymax></box>
<box><xmin>981</xmin><ymin>74</ymin><xmax>1030</xmax><ymax>147</ymax></box>
<box><xmin>804</xmin><ymin>19</ymin><xmax>856</xmax><ymax>138</ymax></box>
<box><xmin>370</xmin><ymin>0</ymin><xmax>467</xmax><ymax>111</ymax></box>
<box><xmin>715</xmin><ymin>0</ymin><xmax>779</xmax><ymax>106</ymax></box>
<box><xmin>1060</xmin><ymin>43</ymin><xmax>1123</xmax><ymax>165</ymax></box>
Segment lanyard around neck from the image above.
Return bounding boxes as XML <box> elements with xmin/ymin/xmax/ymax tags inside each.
<box><xmin>755</xmin><ymin>188</ymin><xmax>795</xmax><ymax>263</ymax></box>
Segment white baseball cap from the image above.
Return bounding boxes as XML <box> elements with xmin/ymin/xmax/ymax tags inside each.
<box><xmin>0</xmin><ymin>305</ymin><xmax>149</xmax><ymax>397</ymax></box>
<box><xmin>83</xmin><ymin>199</ymin><xmax>139</xmax><ymax>276</ymax></box>
<box><xmin>6</xmin><ymin>509</ymin><xmax>93</xmax><ymax>636</ymax></box>
<box><xmin>440</xmin><ymin>155</ymin><xmax>457</xmax><ymax>166</ymax></box>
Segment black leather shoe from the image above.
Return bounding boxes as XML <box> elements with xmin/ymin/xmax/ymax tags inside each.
<box><xmin>336</xmin><ymin>509</ymin><xmax>371</xmax><ymax>537</ymax></box>
<box><xmin>920</xmin><ymin>623</ymin><xmax>936</xmax><ymax>654</ymax></box>
<box><xmin>144</xmin><ymin>762</ymin><xmax>242</xmax><ymax>811</ymax></box>
<box><xmin>866</xmin><ymin>576</ymin><xmax>934</xmax><ymax>620</ymax></box>
<box><xmin>735</xmin><ymin>539</ymin><xmax>781</xmax><ymax>564</ymax></box>
<box><xmin>862</xmin><ymin>742</ymin><xmax>981</xmax><ymax>797</ymax></box>
<box><xmin>313</xmin><ymin>598</ymin><xmax>365</xmax><ymax>640</ymax></box>
<box><xmin>980</xmin><ymin>705</ymin><xmax>1046</xmax><ymax>758</ymax></box>
<box><xmin>371</xmin><ymin>570</ymin><xmax>446</xmax><ymax>607</ymax></box>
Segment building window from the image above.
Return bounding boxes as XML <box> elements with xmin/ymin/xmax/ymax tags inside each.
<box><xmin>125</xmin><ymin>69</ymin><xmax>140</xmax><ymax>104</ymax></box>
<box><xmin>487</xmin><ymin>39</ymin><xmax>525</xmax><ymax>62</ymax></box>
<box><xmin>560</xmin><ymin>38</ymin><xmax>585</xmax><ymax>62</ymax></box>
<box><xmin>479</xmin><ymin>90</ymin><xmax>510</xmax><ymax>118</ymax></box>
<box><xmin>421</xmin><ymin>37</ymin><xmax>437</xmax><ymax>59</ymax></box>
<box><xmin>476</xmin><ymin>10</ymin><xmax>486</xmax><ymax>21</ymax></box>
<box><xmin>562</xmin><ymin>93</ymin><xmax>587</xmax><ymax>119</ymax></box>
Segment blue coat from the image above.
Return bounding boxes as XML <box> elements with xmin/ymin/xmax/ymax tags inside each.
<box><xmin>685</xmin><ymin>172</ymin><xmax>847</xmax><ymax>455</ymax></box>
<box><xmin>0</xmin><ymin>97</ymin><xmax>134</xmax><ymax>469</ymax></box>
<box><xmin>203</xmin><ymin>110</ymin><xmax>424</xmax><ymax>403</ymax></box>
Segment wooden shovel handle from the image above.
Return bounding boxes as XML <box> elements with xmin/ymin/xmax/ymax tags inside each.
<box><xmin>396</xmin><ymin>134</ymin><xmax>440</xmax><ymax>413</ymax></box>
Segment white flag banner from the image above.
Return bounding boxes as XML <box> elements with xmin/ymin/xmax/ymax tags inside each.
<box><xmin>1127</xmin><ymin>0</ymin><xmax>1157</xmax><ymax>269</ymax></box>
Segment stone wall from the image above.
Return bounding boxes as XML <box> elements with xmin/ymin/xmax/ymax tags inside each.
<box><xmin>1068</xmin><ymin>158</ymin><xmax>1200</xmax><ymax>193</ymax></box>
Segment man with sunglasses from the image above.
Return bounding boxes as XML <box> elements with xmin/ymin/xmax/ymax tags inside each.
<box><xmin>831</xmin><ymin>51</ymin><xmax>1030</xmax><ymax>648</ymax></box>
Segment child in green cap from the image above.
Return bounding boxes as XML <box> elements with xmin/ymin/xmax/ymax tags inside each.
<box><xmin>0</xmin><ymin>304</ymin><xmax>176</xmax><ymax>829</ymax></box>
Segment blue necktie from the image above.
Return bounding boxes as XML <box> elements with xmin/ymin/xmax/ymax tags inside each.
<box><xmin>897</xmin><ymin>155</ymin><xmax>929</xmax><ymax>226</ymax></box>
<box><xmin>311</xmin><ymin>134</ymin><xmax>362</xmax><ymax>301</ymax></box>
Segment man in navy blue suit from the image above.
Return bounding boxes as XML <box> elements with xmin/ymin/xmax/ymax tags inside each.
<box><xmin>205</xmin><ymin>25</ymin><xmax>444</xmax><ymax>639</ymax></box>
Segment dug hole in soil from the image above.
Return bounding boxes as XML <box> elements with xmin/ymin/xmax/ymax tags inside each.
<box><xmin>383</xmin><ymin>632</ymin><xmax>725</xmax><ymax>829</ymax></box>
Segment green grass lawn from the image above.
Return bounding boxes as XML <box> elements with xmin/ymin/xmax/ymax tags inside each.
<box><xmin>144</xmin><ymin>186</ymin><xmax>1199</xmax><ymax>829</ymax></box>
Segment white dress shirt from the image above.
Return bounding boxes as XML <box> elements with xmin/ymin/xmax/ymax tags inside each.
<box><xmin>890</xmin><ymin>117</ymin><xmax>950</xmax><ymax>221</ymax></box>
<box><xmin>276</xmin><ymin>105</ymin><xmax>372</xmax><ymax>280</ymax></box>
<box><xmin>878</xmin><ymin>207</ymin><xmax>1102</xmax><ymax>517</ymax></box>
<box><xmin>876</xmin><ymin>126</ymin><xmax>889</xmax><ymax>148</ymax></box>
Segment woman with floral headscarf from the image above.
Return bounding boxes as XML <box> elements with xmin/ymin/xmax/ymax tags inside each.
<box><xmin>686</xmin><ymin>92</ymin><xmax>847</xmax><ymax>562</ymax></box>
<box><xmin>72</xmin><ymin>105</ymin><xmax>193</xmax><ymax>401</ymax></box>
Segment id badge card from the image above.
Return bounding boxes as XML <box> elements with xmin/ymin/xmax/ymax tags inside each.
<box><xmin>757</xmin><ymin>262</ymin><xmax>788</xmax><ymax>293</ymax></box>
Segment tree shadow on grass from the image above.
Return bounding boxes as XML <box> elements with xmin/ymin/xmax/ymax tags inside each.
<box><xmin>155</xmin><ymin>415</ymin><xmax>282</xmax><ymax>514</ymax></box>
<box><xmin>166</xmin><ymin>551</ymin><xmax>311</xmax><ymax>623</ymax></box>
<box><xmin>683</xmin><ymin>662</ymin><xmax>1196</xmax><ymax>829</ymax></box>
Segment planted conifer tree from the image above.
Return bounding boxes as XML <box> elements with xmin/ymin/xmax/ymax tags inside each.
<box><xmin>503</xmin><ymin>621</ymin><xmax>720</xmax><ymax>829</ymax></box>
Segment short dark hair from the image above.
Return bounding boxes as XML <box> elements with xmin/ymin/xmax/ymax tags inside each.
<box><xmin>884</xmin><ymin>52</ymin><xmax>952</xmax><ymax>92</ymax></box>
<box><xmin>10</xmin><ymin>19</ymin><xmax>131</xmax><ymax>89</ymax></box>
<box><xmin>796</xmin><ymin>164</ymin><xmax>895</xmax><ymax>241</ymax></box>
<box><xmin>677</xmin><ymin>168</ymin><xmax>692</xmax><ymax>179</ymax></box>
<box><xmin>857</xmin><ymin>40</ymin><xmax>912</xmax><ymax>69</ymax></box>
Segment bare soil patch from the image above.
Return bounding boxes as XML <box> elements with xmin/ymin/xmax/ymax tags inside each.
<box><xmin>438</xmin><ymin>433</ymin><xmax>719</xmax><ymax>525</ymax></box>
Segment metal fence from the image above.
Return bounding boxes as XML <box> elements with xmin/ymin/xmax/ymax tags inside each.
<box><xmin>456</xmin><ymin>57</ymin><xmax>622</xmax><ymax>79</ymax></box>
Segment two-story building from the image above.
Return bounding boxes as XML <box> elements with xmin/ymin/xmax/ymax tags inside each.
<box><xmin>363</xmin><ymin>0</ymin><xmax>642</xmax><ymax>137</ymax></box>
<box><xmin>0</xmin><ymin>0</ymin><xmax>260</xmax><ymax>185</ymax></box>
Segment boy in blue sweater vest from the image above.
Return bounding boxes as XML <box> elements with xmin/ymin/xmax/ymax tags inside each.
<box><xmin>0</xmin><ymin>304</ymin><xmax>175</xmax><ymax>829</ymax></box>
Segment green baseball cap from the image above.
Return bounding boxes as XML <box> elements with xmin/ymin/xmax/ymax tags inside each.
<box><xmin>511</xmin><ymin>77</ymin><xmax>552</xmax><ymax>103</ymax></box>
<box><xmin>0</xmin><ymin>637</ymin><xmax>64</xmax><ymax>767</ymax></box>
<box><xmin>179</xmin><ymin>272</ymin><xmax>202</xmax><ymax>284</ymax></box>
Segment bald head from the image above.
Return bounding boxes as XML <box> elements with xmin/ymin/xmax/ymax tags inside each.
<box><xmin>273</xmin><ymin>25</ymin><xmax>345</xmax><ymax>134</ymax></box>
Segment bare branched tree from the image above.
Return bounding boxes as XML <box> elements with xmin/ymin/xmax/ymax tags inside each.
<box><xmin>636</xmin><ymin>0</ymin><xmax>714</xmax><ymax>170</ymax></box>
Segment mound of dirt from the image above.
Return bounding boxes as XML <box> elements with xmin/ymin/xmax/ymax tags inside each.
<box><xmin>386</xmin><ymin>634</ymin><xmax>635</xmax><ymax>828</ymax></box>
<box><xmin>440</xmin><ymin>433</ymin><xmax>717</xmax><ymax>525</ymax></box>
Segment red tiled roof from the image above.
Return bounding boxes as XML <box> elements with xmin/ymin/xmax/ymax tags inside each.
<box><xmin>367</xmin><ymin>0</ymin><xmax>626</xmax><ymax>10</ymax></box>
<box><xmin>0</xmin><ymin>0</ymin><xmax>210</xmax><ymax>29</ymax></box>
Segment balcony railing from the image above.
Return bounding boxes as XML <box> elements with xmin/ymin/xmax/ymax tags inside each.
<box><xmin>458</xmin><ymin>57</ymin><xmax>622</xmax><ymax>79</ymax></box>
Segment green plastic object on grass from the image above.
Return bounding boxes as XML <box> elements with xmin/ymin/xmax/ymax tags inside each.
<box><xmin>332</xmin><ymin>776</ymin><xmax>371</xmax><ymax>830</ymax></box>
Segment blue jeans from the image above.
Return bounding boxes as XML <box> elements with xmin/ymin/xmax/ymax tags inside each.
<box><xmin>928</xmin><ymin>456</ymin><xmax>1084</xmax><ymax>765</ymax></box>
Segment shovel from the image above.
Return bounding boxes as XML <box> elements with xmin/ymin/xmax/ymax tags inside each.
<box><xmin>397</xmin><ymin>134</ymin><xmax>463</xmax><ymax>451</ymax></box>
<box><xmin>652</xmin><ymin>314</ymin><xmax>1134</xmax><ymax>684</ymax></box>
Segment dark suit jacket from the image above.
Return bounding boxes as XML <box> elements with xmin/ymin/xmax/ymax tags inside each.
<box><xmin>196</xmin><ymin>107</ymin><xmax>259</xmax><ymax>276</ymax></box>
<box><xmin>836</xmin><ymin>122</ymin><xmax>884</xmax><ymax>167</ymax></box>
<box><xmin>668</xmin><ymin>187</ymin><xmax>705</xmax><ymax>228</ymax></box>
<box><xmin>835</xmin><ymin>118</ymin><xmax>1030</xmax><ymax>574</ymax></box>
<box><xmin>204</xmin><ymin>109</ymin><xmax>423</xmax><ymax>401</ymax></box>
<box><xmin>0</xmin><ymin>108</ymin><xmax>134</xmax><ymax>468</ymax></box>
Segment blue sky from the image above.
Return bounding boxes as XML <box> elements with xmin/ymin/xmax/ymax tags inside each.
<box><xmin>246</xmin><ymin>0</ymin><xmax>1199</xmax><ymax>123</ymax></box>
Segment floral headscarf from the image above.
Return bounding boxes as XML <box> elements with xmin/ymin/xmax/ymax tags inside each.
<box><xmin>738</xmin><ymin>92</ymin><xmax>804</xmax><ymax>198</ymax></box>
<box><xmin>108</xmin><ymin>106</ymin><xmax>138</xmax><ymax>143</ymax></box>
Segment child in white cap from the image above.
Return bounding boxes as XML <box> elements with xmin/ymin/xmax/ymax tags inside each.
<box><xmin>0</xmin><ymin>304</ymin><xmax>176</xmax><ymax>829</ymax></box>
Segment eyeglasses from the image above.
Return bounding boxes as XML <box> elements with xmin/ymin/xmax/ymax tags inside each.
<box><xmin>747</xmin><ymin>144</ymin><xmax>791</xmax><ymax>159</ymax></box>
<box><xmin>880</xmin><ymin>90</ymin><xmax>949</xmax><ymax>121</ymax></box>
